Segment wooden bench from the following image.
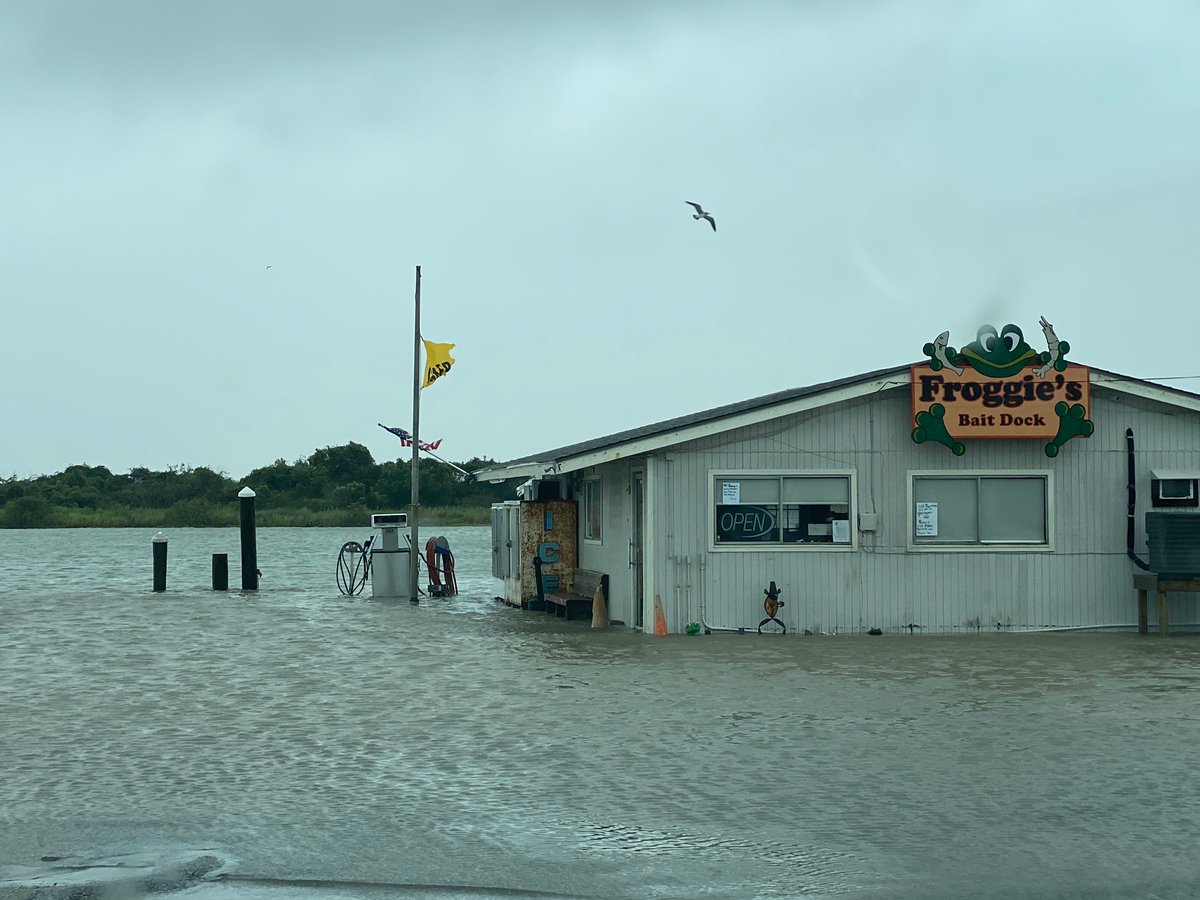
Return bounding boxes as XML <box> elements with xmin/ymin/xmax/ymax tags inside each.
<box><xmin>544</xmin><ymin>568</ymin><xmax>608</xmax><ymax>622</ymax></box>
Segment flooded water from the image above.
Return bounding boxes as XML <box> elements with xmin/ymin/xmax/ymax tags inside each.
<box><xmin>2</xmin><ymin>527</ymin><xmax>1200</xmax><ymax>899</ymax></box>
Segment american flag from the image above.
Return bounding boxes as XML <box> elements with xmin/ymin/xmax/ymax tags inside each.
<box><xmin>381</xmin><ymin>424</ymin><xmax>413</xmax><ymax>446</ymax></box>
<box><xmin>379</xmin><ymin>424</ymin><xmax>442</xmax><ymax>452</ymax></box>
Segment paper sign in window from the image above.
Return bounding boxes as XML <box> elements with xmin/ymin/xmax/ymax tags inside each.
<box><xmin>916</xmin><ymin>502</ymin><xmax>939</xmax><ymax>536</ymax></box>
<box><xmin>721</xmin><ymin>482</ymin><xmax>740</xmax><ymax>504</ymax></box>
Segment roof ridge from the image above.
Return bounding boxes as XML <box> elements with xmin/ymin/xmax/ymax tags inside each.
<box><xmin>477</xmin><ymin>361</ymin><xmax>1200</xmax><ymax>479</ymax></box>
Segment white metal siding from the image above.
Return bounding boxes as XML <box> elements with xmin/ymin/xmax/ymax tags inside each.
<box><xmin>639</xmin><ymin>384</ymin><xmax>1200</xmax><ymax>633</ymax></box>
<box><xmin>576</xmin><ymin>460</ymin><xmax>636</xmax><ymax>626</ymax></box>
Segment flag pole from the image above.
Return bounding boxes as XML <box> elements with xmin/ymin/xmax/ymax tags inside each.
<box><xmin>409</xmin><ymin>265</ymin><xmax>421</xmax><ymax>604</ymax></box>
<box><xmin>420</xmin><ymin>449</ymin><xmax>470</xmax><ymax>477</ymax></box>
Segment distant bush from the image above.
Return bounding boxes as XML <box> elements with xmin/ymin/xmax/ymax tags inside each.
<box><xmin>1</xmin><ymin>446</ymin><xmax>519</xmax><ymax>528</ymax></box>
<box><xmin>0</xmin><ymin>497</ymin><xmax>54</xmax><ymax>528</ymax></box>
<box><xmin>0</xmin><ymin>501</ymin><xmax>490</xmax><ymax>529</ymax></box>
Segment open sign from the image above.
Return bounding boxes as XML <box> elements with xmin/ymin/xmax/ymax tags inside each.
<box><xmin>716</xmin><ymin>505</ymin><xmax>778</xmax><ymax>542</ymax></box>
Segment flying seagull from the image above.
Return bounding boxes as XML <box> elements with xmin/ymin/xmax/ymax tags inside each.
<box><xmin>265</xmin><ymin>265</ymin><xmax>272</xmax><ymax>270</ymax></box>
<box><xmin>686</xmin><ymin>201</ymin><xmax>716</xmax><ymax>232</ymax></box>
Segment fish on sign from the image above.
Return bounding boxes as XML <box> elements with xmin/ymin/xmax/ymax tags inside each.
<box><xmin>911</xmin><ymin>319</ymin><xmax>1094</xmax><ymax>457</ymax></box>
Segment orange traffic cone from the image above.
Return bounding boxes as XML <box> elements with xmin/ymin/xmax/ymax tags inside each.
<box><xmin>653</xmin><ymin>594</ymin><xmax>668</xmax><ymax>636</ymax></box>
<box><xmin>591</xmin><ymin>585</ymin><xmax>609</xmax><ymax>629</ymax></box>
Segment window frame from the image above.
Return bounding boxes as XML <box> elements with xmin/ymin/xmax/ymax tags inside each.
<box><xmin>582</xmin><ymin>476</ymin><xmax>603</xmax><ymax>544</ymax></box>
<box><xmin>1150</xmin><ymin>475</ymin><xmax>1199</xmax><ymax>508</ymax></box>
<box><xmin>906</xmin><ymin>469</ymin><xmax>1054</xmax><ymax>552</ymax></box>
<box><xmin>1158</xmin><ymin>479</ymin><xmax>1195</xmax><ymax>500</ymax></box>
<box><xmin>708</xmin><ymin>469</ymin><xmax>857</xmax><ymax>552</ymax></box>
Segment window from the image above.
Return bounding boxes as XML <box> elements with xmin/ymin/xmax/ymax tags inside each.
<box><xmin>583</xmin><ymin>478</ymin><xmax>602</xmax><ymax>542</ymax></box>
<box><xmin>713</xmin><ymin>473</ymin><xmax>852</xmax><ymax>547</ymax></box>
<box><xmin>911</xmin><ymin>473</ymin><xmax>1048</xmax><ymax>546</ymax></box>
<box><xmin>1150</xmin><ymin>471</ymin><xmax>1199</xmax><ymax>508</ymax></box>
<box><xmin>1159</xmin><ymin>479</ymin><xmax>1195</xmax><ymax>500</ymax></box>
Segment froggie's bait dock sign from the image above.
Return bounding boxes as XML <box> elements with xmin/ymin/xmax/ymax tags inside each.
<box><xmin>911</xmin><ymin>318</ymin><xmax>1093</xmax><ymax>457</ymax></box>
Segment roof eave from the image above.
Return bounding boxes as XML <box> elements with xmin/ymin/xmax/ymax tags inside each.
<box><xmin>473</xmin><ymin>365</ymin><xmax>1200</xmax><ymax>484</ymax></box>
<box><xmin>1090</xmin><ymin>367</ymin><xmax>1200</xmax><ymax>414</ymax></box>
<box><xmin>474</xmin><ymin>460</ymin><xmax>559</xmax><ymax>483</ymax></box>
<box><xmin>473</xmin><ymin>369</ymin><xmax>911</xmax><ymax>481</ymax></box>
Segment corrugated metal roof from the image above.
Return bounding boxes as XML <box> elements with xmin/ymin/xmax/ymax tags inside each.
<box><xmin>481</xmin><ymin>363</ymin><xmax>914</xmax><ymax>475</ymax></box>
<box><xmin>474</xmin><ymin>362</ymin><xmax>1200</xmax><ymax>480</ymax></box>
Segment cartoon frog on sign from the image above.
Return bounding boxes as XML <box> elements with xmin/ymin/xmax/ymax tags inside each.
<box><xmin>958</xmin><ymin>324</ymin><xmax>1040</xmax><ymax>377</ymax></box>
<box><xmin>923</xmin><ymin>320</ymin><xmax>1071</xmax><ymax>378</ymax></box>
<box><xmin>915</xmin><ymin>318</ymin><xmax>1091</xmax><ymax>457</ymax></box>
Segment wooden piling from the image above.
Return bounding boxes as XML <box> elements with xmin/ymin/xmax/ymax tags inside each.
<box><xmin>212</xmin><ymin>553</ymin><xmax>229</xmax><ymax>591</ymax></box>
<box><xmin>152</xmin><ymin>532</ymin><xmax>167</xmax><ymax>592</ymax></box>
<box><xmin>1133</xmin><ymin>573</ymin><xmax>1157</xmax><ymax>635</ymax></box>
<box><xmin>239</xmin><ymin>487</ymin><xmax>258</xmax><ymax>590</ymax></box>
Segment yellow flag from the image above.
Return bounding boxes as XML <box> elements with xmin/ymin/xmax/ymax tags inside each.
<box><xmin>421</xmin><ymin>339</ymin><xmax>456</xmax><ymax>388</ymax></box>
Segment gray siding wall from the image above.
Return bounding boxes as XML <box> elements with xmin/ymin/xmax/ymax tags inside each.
<box><xmin>635</xmin><ymin>385</ymin><xmax>1200</xmax><ymax>634</ymax></box>
<box><xmin>576</xmin><ymin>458</ymin><xmax>638</xmax><ymax>626</ymax></box>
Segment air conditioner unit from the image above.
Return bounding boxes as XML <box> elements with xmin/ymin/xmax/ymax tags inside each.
<box><xmin>1146</xmin><ymin>512</ymin><xmax>1200</xmax><ymax>579</ymax></box>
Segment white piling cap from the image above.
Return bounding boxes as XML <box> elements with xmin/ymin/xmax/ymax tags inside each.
<box><xmin>152</xmin><ymin>531</ymin><xmax>167</xmax><ymax>543</ymax></box>
<box><xmin>238</xmin><ymin>486</ymin><xmax>256</xmax><ymax>498</ymax></box>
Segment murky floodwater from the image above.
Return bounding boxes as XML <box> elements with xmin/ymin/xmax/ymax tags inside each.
<box><xmin>2</xmin><ymin>527</ymin><xmax>1200</xmax><ymax>899</ymax></box>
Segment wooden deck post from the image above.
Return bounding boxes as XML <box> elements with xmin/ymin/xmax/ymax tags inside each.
<box><xmin>1157</xmin><ymin>591</ymin><xmax>1170</xmax><ymax>636</ymax></box>
<box><xmin>1134</xmin><ymin>574</ymin><xmax>1158</xmax><ymax>636</ymax></box>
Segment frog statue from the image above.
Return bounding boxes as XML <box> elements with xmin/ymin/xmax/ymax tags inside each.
<box><xmin>914</xmin><ymin>317</ymin><xmax>1092</xmax><ymax>457</ymax></box>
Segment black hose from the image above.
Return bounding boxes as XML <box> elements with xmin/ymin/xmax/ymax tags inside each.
<box><xmin>1126</xmin><ymin>428</ymin><xmax>1151</xmax><ymax>571</ymax></box>
<box><xmin>336</xmin><ymin>541</ymin><xmax>369</xmax><ymax>595</ymax></box>
<box><xmin>533</xmin><ymin>555</ymin><xmax>545</xmax><ymax>607</ymax></box>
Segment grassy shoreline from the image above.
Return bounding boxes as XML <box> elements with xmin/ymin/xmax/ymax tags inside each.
<box><xmin>0</xmin><ymin>503</ymin><xmax>491</xmax><ymax>529</ymax></box>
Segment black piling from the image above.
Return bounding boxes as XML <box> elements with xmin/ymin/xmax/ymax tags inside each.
<box><xmin>212</xmin><ymin>553</ymin><xmax>229</xmax><ymax>591</ymax></box>
<box><xmin>152</xmin><ymin>532</ymin><xmax>167</xmax><ymax>592</ymax></box>
<box><xmin>238</xmin><ymin>486</ymin><xmax>258</xmax><ymax>590</ymax></box>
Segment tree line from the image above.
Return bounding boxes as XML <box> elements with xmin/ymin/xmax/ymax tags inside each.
<box><xmin>0</xmin><ymin>442</ymin><xmax>520</xmax><ymax>528</ymax></box>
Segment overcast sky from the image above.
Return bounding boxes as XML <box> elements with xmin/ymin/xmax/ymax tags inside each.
<box><xmin>4</xmin><ymin>1</ymin><xmax>1200</xmax><ymax>480</ymax></box>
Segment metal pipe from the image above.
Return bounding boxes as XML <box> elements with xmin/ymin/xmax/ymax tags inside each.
<box><xmin>1126</xmin><ymin>428</ymin><xmax>1151</xmax><ymax>571</ymax></box>
<box><xmin>410</xmin><ymin>265</ymin><xmax>422</xmax><ymax>603</ymax></box>
<box><xmin>696</xmin><ymin>553</ymin><xmax>757</xmax><ymax>634</ymax></box>
<box><xmin>1003</xmin><ymin>623</ymin><xmax>1200</xmax><ymax>632</ymax></box>
<box><xmin>684</xmin><ymin>556</ymin><xmax>693</xmax><ymax>631</ymax></box>
<box><xmin>671</xmin><ymin>555</ymin><xmax>681</xmax><ymax>626</ymax></box>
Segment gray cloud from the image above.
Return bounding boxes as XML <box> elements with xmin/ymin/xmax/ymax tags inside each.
<box><xmin>3</xmin><ymin>0</ymin><xmax>1199</xmax><ymax>479</ymax></box>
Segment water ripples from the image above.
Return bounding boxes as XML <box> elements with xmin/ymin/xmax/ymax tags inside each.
<box><xmin>4</xmin><ymin>528</ymin><xmax>1200</xmax><ymax>898</ymax></box>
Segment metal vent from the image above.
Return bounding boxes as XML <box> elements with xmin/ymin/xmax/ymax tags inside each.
<box><xmin>1146</xmin><ymin>512</ymin><xmax>1200</xmax><ymax>579</ymax></box>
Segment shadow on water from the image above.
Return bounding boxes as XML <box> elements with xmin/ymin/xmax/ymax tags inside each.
<box><xmin>0</xmin><ymin>850</ymin><xmax>589</xmax><ymax>899</ymax></box>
